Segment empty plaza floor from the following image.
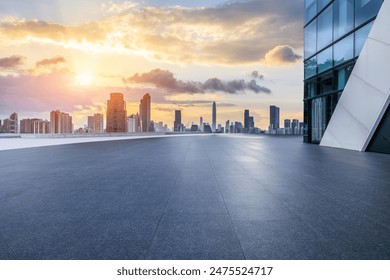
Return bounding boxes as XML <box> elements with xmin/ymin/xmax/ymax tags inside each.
<box><xmin>0</xmin><ymin>134</ymin><xmax>389</xmax><ymax>260</ymax></box>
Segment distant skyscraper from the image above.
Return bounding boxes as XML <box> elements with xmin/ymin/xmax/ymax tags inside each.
<box><xmin>200</xmin><ymin>116</ymin><xmax>203</xmax><ymax>132</ymax></box>
<box><xmin>94</xmin><ymin>113</ymin><xmax>104</xmax><ymax>133</ymax></box>
<box><xmin>249</xmin><ymin>116</ymin><xmax>254</xmax><ymax>129</ymax></box>
<box><xmin>225</xmin><ymin>120</ymin><xmax>230</xmax><ymax>133</ymax></box>
<box><xmin>106</xmin><ymin>93</ymin><xmax>127</xmax><ymax>133</ymax></box>
<box><xmin>269</xmin><ymin>105</ymin><xmax>280</xmax><ymax>130</ymax></box>
<box><xmin>284</xmin><ymin>119</ymin><xmax>291</xmax><ymax>128</ymax></box>
<box><xmin>50</xmin><ymin>110</ymin><xmax>73</xmax><ymax>134</ymax></box>
<box><xmin>292</xmin><ymin>119</ymin><xmax>299</xmax><ymax>135</ymax></box>
<box><xmin>139</xmin><ymin>93</ymin><xmax>151</xmax><ymax>132</ymax></box>
<box><xmin>127</xmin><ymin>116</ymin><xmax>136</xmax><ymax>133</ymax></box>
<box><xmin>244</xmin><ymin>109</ymin><xmax>250</xmax><ymax>130</ymax></box>
<box><xmin>212</xmin><ymin>101</ymin><xmax>216</xmax><ymax>132</ymax></box>
<box><xmin>87</xmin><ymin>116</ymin><xmax>94</xmax><ymax>132</ymax></box>
<box><xmin>174</xmin><ymin>110</ymin><xmax>182</xmax><ymax>132</ymax></box>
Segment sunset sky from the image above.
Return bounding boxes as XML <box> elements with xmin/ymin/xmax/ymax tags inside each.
<box><xmin>0</xmin><ymin>0</ymin><xmax>304</xmax><ymax>129</ymax></box>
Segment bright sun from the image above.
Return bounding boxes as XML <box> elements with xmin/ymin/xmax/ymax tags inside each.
<box><xmin>75</xmin><ymin>72</ymin><xmax>93</xmax><ymax>86</ymax></box>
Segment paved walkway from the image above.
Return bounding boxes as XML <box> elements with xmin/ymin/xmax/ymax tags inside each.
<box><xmin>0</xmin><ymin>135</ymin><xmax>389</xmax><ymax>259</ymax></box>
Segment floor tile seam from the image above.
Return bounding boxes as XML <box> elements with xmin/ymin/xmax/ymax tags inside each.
<box><xmin>144</xmin><ymin>140</ymin><xmax>191</xmax><ymax>258</ymax></box>
<box><xmin>207</xmin><ymin>147</ymin><xmax>247</xmax><ymax>260</ymax></box>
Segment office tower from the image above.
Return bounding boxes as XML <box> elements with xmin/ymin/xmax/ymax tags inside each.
<box><xmin>87</xmin><ymin>116</ymin><xmax>94</xmax><ymax>132</ymax></box>
<box><xmin>149</xmin><ymin>121</ymin><xmax>155</xmax><ymax>132</ymax></box>
<box><xmin>269</xmin><ymin>105</ymin><xmax>280</xmax><ymax>131</ymax></box>
<box><xmin>225</xmin><ymin>120</ymin><xmax>230</xmax><ymax>133</ymax></box>
<box><xmin>284</xmin><ymin>119</ymin><xmax>291</xmax><ymax>128</ymax></box>
<box><xmin>106</xmin><ymin>93</ymin><xmax>127</xmax><ymax>133</ymax></box>
<box><xmin>1</xmin><ymin>113</ymin><xmax>18</xmax><ymax>133</ymax></box>
<box><xmin>200</xmin><ymin>116</ymin><xmax>203</xmax><ymax>132</ymax></box>
<box><xmin>174</xmin><ymin>110</ymin><xmax>182</xmax><ymax>132</ymax></box>
<box><xmin>212</xmin><ymin>101</ymin><xmax>216</xmax><ymax>132</ymax></box>
<box><xmin>203</xmin><ymin>123</ymin><xmax>212</xmax><ymax>133</ymax></box>
<box><xmin>292</xmin><ymin>119</ymin><xmax>299</xmax><ymax>135</ymax></box>
<box><xmin>139</xmin><ymin>93</ymin><xmax>151</xmax><ymax>132</ymax></box>
<box><xmin>190</xmin><ymin>124</ymin><xmax>199</xmax><ymax>131</ymax></box>
<box><xmin>127</xmin><ymin>116</ymin><xmax>136</xmax><ymax>133</ymax></box>
<box><xmin>218</xmin><ymin>124</ymin><xmax>221</xmax><ymax>132</ymax></box>
<box><xmin>94</xmin><ymin>113</ymin><xmax>104</xmax><ymax>133</ymax></box>
<box><xmin>50</xmin><ymin>110</ymin><xmax>73</xmax><ymax>134</ymax></box>
<box><xmin>304</xmin><ymin>0</ymin><xmax>389</xmax><ymax>153</ymax></box>
<box><xmin>244</xmin><ymin>109</ymin><xmax>250</xmax><ymax>131</ymax></box>
<box><xmin>249</xmin><ymin>116</ymin><xmax>254</xmax><ymax>129</ymax></box>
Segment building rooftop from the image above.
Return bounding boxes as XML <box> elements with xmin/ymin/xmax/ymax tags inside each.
<box><xmin>0</xmin><ymin>134</ymin><xmax>389</xmax><ymax>259</ymax></box>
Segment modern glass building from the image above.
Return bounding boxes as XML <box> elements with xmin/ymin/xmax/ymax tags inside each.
<box><xmin>303</xmin><ymin>0</ymin><xmax>384</xmax><ymax>145</ymax></box>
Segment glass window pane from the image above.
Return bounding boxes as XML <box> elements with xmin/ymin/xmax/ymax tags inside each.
<box><xmin>311</xmin><ymin>97</ymin><xmax>327</xmax><ymax>143</ymax></box>
<box><xmin>317</xmin><ymin>47</ymin><xmax>333</xmax><ymax>73</ymax></box>
<box><xmin>305</xmin><ymin>80</ymin><xmax>317</xmax><ymax>98</ymax></box>
<box><xmin>337</xmin><ymin>64</ymin><xmax>354</xmax><ymax>90</ymax></box>
<box><xmin>355</xmin><ymin>21</ymin><xmax>374</xmax><ymax>56</ymax></box>
<box><xmin>334</xmin><ymin>34</ymin><xmax>353</xmax><ymax>66</ymax></box>
<box><xmin>304</xmin><ymin>20</ymin><xmax>317</xmax><ymax>58</ymax></box>
<box><xmin>305</xmin><ymin>0</ymin><xmax>317</xmax><ymax>24</ymax></box>
<box><xmin>355</xmin><ymin>0</ymin><xmax>383</xmax><ymax>27</ymax></box>
<box><xmin>318</xmin><ymin>0</ymin><xmax>331</xmax><ymax>11</ymax></box>
<box><xmin>334</xmin><ymin>0</ymin><xmax>354</xmax><ymax>39</ymax></box>
<box><xmin>318</xmin><ymin>72</ymin><xmax>334</xmax><ymax>94</ymax></box>
<box><xmin>305</xmin><ymin>57</ymin><xmax>317</xmax><ymax>79</ymax></box>
<box><xmin>317</xmin><ymin>4</ymin><xmax>333</xmax><ymax>50</ymax></box>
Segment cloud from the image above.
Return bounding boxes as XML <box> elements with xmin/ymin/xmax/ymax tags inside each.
<box><xmin>0</xmin><ymin>55</ymin><xmax>24</xmax><ymax>69</ymax></box>
<box><xmin>124</xmin><ymin>69</ymin><xmax>272</xmax><ymax>94</ymax></box>
<box><xmin>251</xmin><ymin>71</ymin><xmax>264</xmax><ymax>79</ymax></box>
<box><xmin>123</xmin><ymin>68</ymin><xmax>201</xmax><ymax>93</ymax></box>
<box><xmin>0</xmin><ymin>0</ymin><xmax>304</xmax><ymax>65</ymax></box>
<box><xmin>36</xmin><ymin>56</ymin><xmax>66</xmax><ymax>67</ymax></box>
<box><xmin>264</xmin><ymin>45</ymin><xmax>302</xmax><ymax>65</ymax></box>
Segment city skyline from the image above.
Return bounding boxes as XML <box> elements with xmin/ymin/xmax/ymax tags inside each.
<box><xmin>0</xmin><ymin>0</ymin><xmax>304</xmax><ymax>130</ymax></box>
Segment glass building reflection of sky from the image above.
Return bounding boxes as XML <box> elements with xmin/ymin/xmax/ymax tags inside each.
<box><xmin>303</xmin><ymin>0</ymin><xmax>383</xmax><ymax>144</ymax></box>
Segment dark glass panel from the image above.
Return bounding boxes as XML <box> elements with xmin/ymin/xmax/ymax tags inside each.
<box><xmin>355</xmin><ymin>21</ymin><xmax>374</xmax><ymax>56</ymax></box>
<box><xmin>334</xmin><ymin>0</ymin><xmax>354</xmax><ymax>39</ymax></box>
<box><xmin>305</xmin><ymin>56</ymin><xmax>317</xmax><ymax>79</ymax></box>
<box><xmin>305</xmin><ymin>0</ymin><xmax>317</xmax><ymax>24</ymax></box>
<box><xmin>304</xmin><ymin>20</ymin><xmax>317</xmax><ymax>58</ymax></box>
<box><xmin>355</xmin><ymin>0</ymin><xmax>383</xmax><ymax>27</ymax></box>
<box><xmin>317</xmin><ymin>4</ymin><xmax>333</xmax><ymax>50</ymax></box>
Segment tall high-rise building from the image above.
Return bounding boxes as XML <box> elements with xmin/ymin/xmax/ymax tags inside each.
<box><xmin>87</xmin><ymin>116</ymin><xmax>94</xmax><ymax>132</ymax></box>
<box><xmin>304</xmin><ymin>0</ymin><xmax>389</xmax><ymax>153</ymax></box>
<box><xmin>225</xmin><ymin>120</ymin><xmax>230</xmax><ymax>133</ymax></box>
<box><xmin>244</xmin><ymin>109</ymin><xmax>250</xmax><ymax>130</ymax></box>
<box><xmin>106</xmin><ymin>93</ymin><xmax>127</xmax><ymax>133</ymax></box>
<box><xmin>212</xmin><ymin>101</ymin><xmax>216</xmax><ymax>132</ymax></box>
<box><xmin>292</xmin><ymin>119</ymin><xmax>299</xmax><ymax>135</ymax></box>
<box><xmin>174</xmin><ymin>110</ymin><xmax>182</xmax><ymax>132</ymax></box>
<box><xmin>50</xmin><ymin>110</ymin><xmax>73</xmax><ymax>134</ymax></box>
<box><xmin>139</xmin><ymin>93</ymin><xmax>151</xmax><ymax>132</ymax></box>
<box><xmin>200</xmin><ymin>116</ymin><xmax>203</xmax><ymax>132</ymax></box>
<box><xmin>269</xmin><ymin>105</ymin><xmax>280</xmax><ymax>130</ymax></box>
<box><xmin>284</xmin><ymin>119</ymin><xmax>291</xmax><ymax>128</ymax></box>
<box><xmin>93</xmin><ymin>113</ymin><xmax>104</xmax><ymax>133</ymax></box>
<box><xmin>20</xmin><ymin>118</ymin><xmax>50</xmax><ymax>134</ymax></box>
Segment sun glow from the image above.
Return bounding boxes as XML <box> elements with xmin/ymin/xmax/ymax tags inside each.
<box><xmin>75</xmin><ymin>72</ymin><xmax>93</xmax><ymax>86</ymax></box>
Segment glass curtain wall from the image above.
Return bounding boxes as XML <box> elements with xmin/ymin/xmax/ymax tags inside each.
<box><xmin>303</xmin><ymin>0</ymin><xmax>383</xmax><ymax>144</ymax></box>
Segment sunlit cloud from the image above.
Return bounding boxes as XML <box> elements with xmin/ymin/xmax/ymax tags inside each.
<box><xmin>264</xmin><ymin>45</ymin><xmax>302</xmax><ymax>65</ymax></box>
<box><xmin>36</xmin><ymin>56</ymin><xmax>66</xmax><ymax>67</ymax></box>
<box><xmin>0</xmin><ymin>0</ymin><xmax>303</xmax><ymax>65</ymax></box>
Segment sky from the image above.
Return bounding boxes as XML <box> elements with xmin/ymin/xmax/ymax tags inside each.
<box><xmin>0</xmin><ymin>0</ymin><xmax>304</xmax><ymax>129</ymax></box>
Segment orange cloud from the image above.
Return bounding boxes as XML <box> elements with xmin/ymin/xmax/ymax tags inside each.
<box><xmin>0</xmin><ymin>1</ymin><xmax>303</xmax><ymax>65</ymax></box>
